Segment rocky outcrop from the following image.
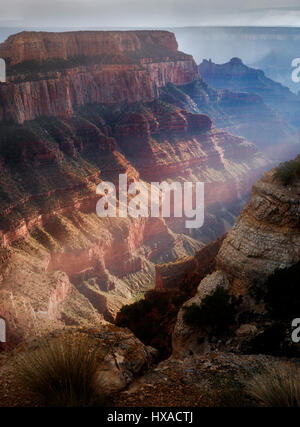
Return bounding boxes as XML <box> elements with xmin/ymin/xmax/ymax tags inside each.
<box><xmin>0</xmin><ymin>31</ymin><xmax>199</xmax><ymax>123</ymax></box>
<box><xmin>172</xmin><ymin>160</ymin><xmax>300</xmax><ymax>357</ymax></box>
<box><xmin>155</xmin><ymin>236</ymin><xmax>225</xmax><ymax>292</ymax></box>
<box><xmin>0</xmin><ymin>325</ymin><xmax>158</xmax><ymax>404</ymax></box>
<box><xmin>217</xmin><ymin>163</ymin><xmax>300</xmax><ymax>292</ymax></box>
<box><xmin>172</xmin><ymin>271</ymin><xmax>229</xmax><ymax>357</ymax></box>
<box><xmin>114</xmin><ymin>350</ymin><xmax>298</xmax><ymax>407</ymax></box>
<box><xmin>116</xmin><ymin>237</ymin><xmax>225</xmax><ymax>358</ymax></box>
<box><xmin>0</xmin><ymin>31</ymin><xmax>180</xmax><ymax>65</ymax></box>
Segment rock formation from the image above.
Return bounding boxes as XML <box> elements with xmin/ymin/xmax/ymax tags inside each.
<box><xmin>197</xmin><ymin>58</ymin><xmax>300</xmax><ymax>159</ymax></box>
<box><xmin>172</xmin><ymin>158</ymin><xmax>300</xmax><ymax>357</ymax></box>
<box><xmin>0</xmin><ymin>31</ymin><xmax>198</xmax><ymax>123</ymax></box>
<box><xmin>0</xmin><ymin>30</ymin><xmax>270</xmax><ymax>346</ymax></box>
<box><xmin>160</xmin><ymin>77</ymin><xmax>299</xmax><ymax>161</ymax></box>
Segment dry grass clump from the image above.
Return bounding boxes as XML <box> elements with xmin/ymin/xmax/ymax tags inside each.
<box><xmin>246</xmin><ymin>364</ymin><xmax>300</xmax><ymax>407</ymax></box>
<box><xmin>16</xmin><ymin>334</ymin><xmax>106</xmax><ymax>407</ymax></box>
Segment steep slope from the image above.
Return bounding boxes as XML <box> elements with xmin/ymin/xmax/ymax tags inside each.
<box><xmin>173</xmin><ymin>157</ymin><xmax>300</xmax><ymax>357</ymax></box>
<box><xmin>217</xmin><ymin>158</ymin><xmax>300</xmax><ymax>291</ymax></box>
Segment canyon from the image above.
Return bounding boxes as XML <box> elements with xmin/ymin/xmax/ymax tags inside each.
<box><xmin>0</xmin><ymin>30</ymin><xmax>273</xmax><ymax>347</ymax></box>
<box><xmin>0</xmin><ymin>28</ymin><xmax>299</xmax><ymax>408</ymax></box>
<box><xmin>1</xmin><ymin>153</ymin><xmax>299</xmax><ymax>408</ymax></box>
<box><xmin>116</xmin><ymin>157</ymin><xmax>300</xmax><ymax>366</ymax></box>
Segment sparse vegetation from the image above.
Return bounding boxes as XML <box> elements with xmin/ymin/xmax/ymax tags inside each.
<box><xmin>7</xmin><ymin>54</ymin><xmax>132</xmax><ymax>76</ymax></box>
<box><xmin>182</xmin><ymin>286</ymin><xmax>240</xmax><ymax>335</ymax></box>
<box><xmin>118</xmin><ymin>298</ymin><xmax>153</xmax><ymax>323</ymax></box>
<box><xmin>273</xmin><ymin>158</ymin><xmax>300</xmax><ymax>186</ymax></box>
<box><xmin>16</xmin><ymin>335</ymin><xmax>106</xmax><ymax>407</ymax></box>
<box><xmin>246</xmin><ymin>364</ymin><xmax>300</xmax><ymax>407</ymax></box>
<box><xmin>116</xmin><ymin>296</ymin><xmax>171</xmax><ymax>349</ymax></box>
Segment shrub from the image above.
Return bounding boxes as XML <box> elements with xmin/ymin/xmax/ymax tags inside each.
<box><xmin>118</xmin><ymin>298</ymin><xmax>152</xmax><ymax>323</ymax></box>
<box><xmin>182</xmin><ymin>286</ymin><xmax>240</xmax><ymax>335</ymax></box>
<box><xmin>246</xmin><ymin>364</ymin><xmax>300</xmax><ymax>407</ymax></box>
<box><xmin>273</xmin><ymin>159</ymin><xmax>300</xmax><ymax>186</ymax></box>
<box><xmin>16</xmin><ymin>334</ymin><xmax>106</xmax><ymax>407</ymax></box>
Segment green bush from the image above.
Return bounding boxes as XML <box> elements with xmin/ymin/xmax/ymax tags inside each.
<box><xmin>183</xmin><ymin>286</ymin><xmax>240</xmax><ymax>335</ymax></box>
<box><xmin>16</xmin><ymin>335</ymin><xmax>106</xmax><ymax>407</ymax></box>
<box><xmin>118</xmin><ymin>298</ymin><xmax>152</xmax><ymax>323</ymax></box>
<box><xmin>273</xmin><ymin>159</ymin><xmax>300</xmax><ymax>186</ymax></box>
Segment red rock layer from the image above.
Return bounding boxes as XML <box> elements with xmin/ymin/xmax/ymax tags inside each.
<box><xmin>0</xmin><ymin>31</ymin><xmax>180</xmax><ymax>65</ymax></box>
<box><xmin>0</xmin><ymin>31</ymin><xmax>199</xmax><ymax>123</ymax></box>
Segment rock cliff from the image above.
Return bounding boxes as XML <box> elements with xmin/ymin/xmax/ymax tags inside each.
<box><xmin>172</xmin><ymin>158</ymin><xmax>300</xmax><ymax>357</ymax></box>
<box><xmin>217</xmin><ymin>160</ymin><xmax>300</xmax><ymax>290</ymax></box>
<box><xmin>0</xmin><ymin>31</ymin><xmax>180</xmax><ymax>65</ymax></box>
<box><xmin>0</xmin><ymin>31</ymin><xmax>198</xmax><ymax>123</ymax></box>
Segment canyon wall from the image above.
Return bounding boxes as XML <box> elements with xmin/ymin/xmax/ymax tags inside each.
<box><xmin>216</xmin><ymin>163</ymin><xmax>300</xmax><ymax>290</ymax></box>
<box><xmin>0</xmin><ymin>31</ymin><xmax>198</xmax><ymax>123</ymax></box>
<box><xmin>0</xmin><ymin>31</ymin><xmax>180</xmax><ymax>65</ymax></box>
<box><xmin>172</xmin><ymin>160</ymin><xmax>300</xmax><ymax>357</ymax></box>
<box><xmin>0</xmin><ymin>30</ymin><xmax>271</xmax><ymax>347</ymax></box>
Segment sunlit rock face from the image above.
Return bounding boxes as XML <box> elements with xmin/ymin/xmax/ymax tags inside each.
<box><xmin>0</xmin><ymin>31</ymin><xmax>180</xmax><ymax>65</ymax></box>
<box><xmin>0</xmin><ymin>30</ymin><xmax>270</xmax><ymax>347</ymax></box>
<box><xmin>0</xmin><ymin>31</ymin><xmax>199</xmax><ymax>123</ymax></box>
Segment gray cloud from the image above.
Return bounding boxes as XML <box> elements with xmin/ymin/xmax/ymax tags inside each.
<box><xmin>0</xmin><ymin>0</ymin><xmax>300</xmax><ymax>27</ymax></box>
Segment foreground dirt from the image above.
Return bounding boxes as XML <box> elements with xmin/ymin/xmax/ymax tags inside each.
<box><xmin>2</xmin><ymin>346</ymin><xmax>299</xmax><ymax>407</ymax></box>
<box><xmin>0</xmin><ymin>352</ymin><xmax>40</xmax><ymax>407</ymax></box>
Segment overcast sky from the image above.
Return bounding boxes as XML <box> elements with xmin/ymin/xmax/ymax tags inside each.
<box><xmin>1</xmin><ymin>0</ymin><xmax>300</xmax><ymax>27</ymax></box>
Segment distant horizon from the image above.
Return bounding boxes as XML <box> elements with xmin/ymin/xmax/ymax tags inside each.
<box><xmin>1</xmin><ymin>23</ymin><xmax>300</xmax><ymax>94</ymax></box>
<box><xmin>1</xmin><ymin>25</ymin><xmax>300</xmax><ymax>29</ymax></box>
